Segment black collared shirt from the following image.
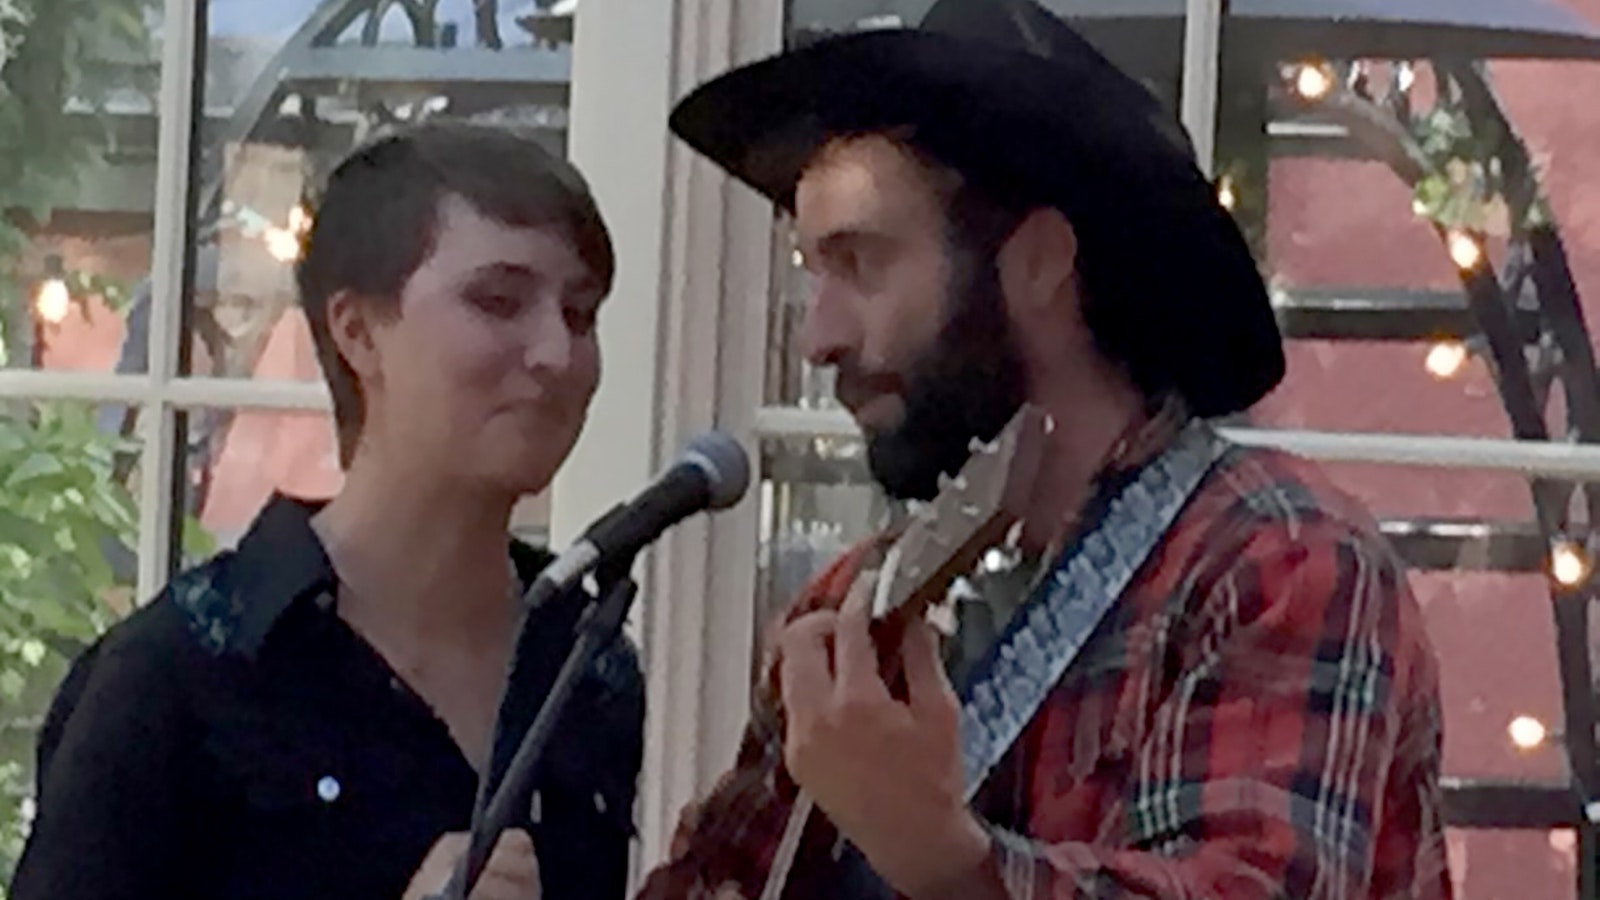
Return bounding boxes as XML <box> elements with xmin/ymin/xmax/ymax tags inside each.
<box><xmin>9</xmin><ymin>496</ymin><xmax>644</xmax><ymax>900</ymax></box>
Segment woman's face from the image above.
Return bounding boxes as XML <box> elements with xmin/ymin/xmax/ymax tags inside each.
<box><xmin>343</xmin><ymin>192</ymin><xmax>605</xmax><ymax>497</ymax></box>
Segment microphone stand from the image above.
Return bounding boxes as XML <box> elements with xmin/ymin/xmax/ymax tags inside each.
<box><xmin>442</xmin><ymin>563</ymin><xmax>640</xmax><ymax>900</ymax></box>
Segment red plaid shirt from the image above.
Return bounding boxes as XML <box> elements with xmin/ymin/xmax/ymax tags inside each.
<box><xmin>637</xmin><ymin>444</ymin><xmax>1451</xmax><ymax>899</ymax></box>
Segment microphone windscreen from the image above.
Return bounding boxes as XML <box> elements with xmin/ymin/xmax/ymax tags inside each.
<box><xmin>685</xmin><ymin>431</ymin><xmax>751</xmax><ymax>510</ymax></box>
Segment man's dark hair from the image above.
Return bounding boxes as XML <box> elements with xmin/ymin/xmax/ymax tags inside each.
<box><xmin>296</xmin><ymin>122</ymin><xmax>616</xmax><ymax>467</ymax></box>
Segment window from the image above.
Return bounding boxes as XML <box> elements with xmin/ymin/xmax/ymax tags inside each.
<box><xmin>0</xmin><ymin>0</ymin><xmax>575</xmax><ymax>888</ymax></box>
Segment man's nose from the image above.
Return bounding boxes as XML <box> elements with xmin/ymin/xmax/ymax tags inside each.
<box><xmin>799</xmin><ymin>275</ymin><xmax>860</xmax><ymax>368</ymax></box>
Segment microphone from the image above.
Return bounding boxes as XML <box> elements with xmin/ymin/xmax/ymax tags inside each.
<box><xmin>525</xmin><ymin>430</ymin><xmax>751</xmax><ymax>607</ymax></box>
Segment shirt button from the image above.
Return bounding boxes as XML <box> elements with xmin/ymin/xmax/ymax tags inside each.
<box><xmin>529</xmin><ymin>791</ymin><xmax>543</xmax><ymax>824</ymax></box>
<box><xmin>389</xmin><ymin>676</ymin><xmax>403</xmax><ymax>692</ymax></box>
<box><xmin>594</xmin><ymin>792</ymin><xmax>607</xmax><ymax>815</ymax></box>
<box><xmin>317</xmin><ymin>776</ymin><xmax>342</xmax><ymax>803</ymax></box>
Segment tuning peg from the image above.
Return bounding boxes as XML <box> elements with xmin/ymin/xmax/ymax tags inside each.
<box><xmin>936</xmin><ymin>472</ymin><xmax>968</xmax><ymax>493</ymax></box>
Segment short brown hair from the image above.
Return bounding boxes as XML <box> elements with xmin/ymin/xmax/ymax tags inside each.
<box><xmin>296</xmin><ymin>123</ymin><xmax>616</xmax><ymax>467</ymax></box>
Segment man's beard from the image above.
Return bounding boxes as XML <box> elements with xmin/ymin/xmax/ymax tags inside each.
<box><xmin>864</xmin><ymin>255</ymin><xmax>1028</xmax><ymax>501</ymax></box>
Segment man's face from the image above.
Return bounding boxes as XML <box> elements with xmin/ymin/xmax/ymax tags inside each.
<box><xmin>795</xmin><ymin>136</ymin><xmax>1026</xmax><ymax>500</ymax></box>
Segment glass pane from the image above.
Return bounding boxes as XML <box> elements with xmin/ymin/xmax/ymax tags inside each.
<box><xmin>0</xmin><ymin>401</ymin><xmax>142</xmax><ymax>888</ymax></box>
<box><xmin>1</xmin><ymin>3</ymin><xmax>160</xmax><ymax>374</ymax></box>
<box><xmin>188</xmin><ymin>0</ymin><xmax>574</xmax><ymax>382</ymax></box>
<box><xmin>1220</xmin><ymin>49</ymin><xmax>1600</xmax><ymax>443</ymax></box>
<box><xmin>1446</xmin><ymin>828</ymin><xmax>1578</xmax><ymax>900</ymax></box>
<box><xmin>182</xmin><ymin>408</ymin><xmax>343</xmax><ymax>552</ymax></box>
<box><xmin>755</xmin><ymin>433</ymin><xmax>889</xmax><ymax>652</ymax></box>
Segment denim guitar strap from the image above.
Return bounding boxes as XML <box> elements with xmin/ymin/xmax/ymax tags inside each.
<box><xmin>957</xmin><ymin>421</ymin><xmax>1228</xmax><ymax>797</ymax></box>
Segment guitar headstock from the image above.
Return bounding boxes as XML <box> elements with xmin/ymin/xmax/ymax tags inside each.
<box><xmin>871</xmin><ymin>405</ymin><xmax>1051</xmax><ymax>622</ymax></box>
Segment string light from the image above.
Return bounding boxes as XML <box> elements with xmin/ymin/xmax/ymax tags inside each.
<box><xmin>1424</xmin><ymin>341</ymin><xmax>1468</xmax><ymax>379</ymax></box>
<box><xmin>34</xmin><ymin>277</ymin><xmax>70</xmax><ymax>325</ymax></box>
<box><xmin>1217</xmin><ymin>176</ymin><xmax>1237</xmax><ymax>211</ymax></box>
<box><xmin>1508</xmin><ymin>715</ymin><xmax>1549</xmax><ymax>751</ymax></box>
<box><xmin>1411</xmin><ymin>198</ymin><xmax>1429</xmax><ymax>217</ymax></box>
<box><xmin>1293</xmin><ymin>62</ymin><xmax>1334</xmax><ymax>101</ymax></box>
<box><xmin>264</xmin><ymin>228</ymin><xmax>302</xmax><ymax>262</ymax></box>
<box><xmin>1550</xmin><ymin>539</ymin><xmax>1590</xmax><ymax>587</ymax></box>
<box><xmin>791</xmin><ymin>248</ymin><xmax>805</xmax><ymax>268</ymax></box>
<box><xmin>1447</xmin><ymin>230</ymin><xmax>1484</xmax><ymax>271</ymax></box>
<box><xmin>1396</xmin><ymin>61</ymin><xmax>1416</xmax><ymax>93</ymax></box>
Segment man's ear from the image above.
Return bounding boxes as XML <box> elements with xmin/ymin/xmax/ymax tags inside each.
<box><xmin>325</xmin><ymin>290</ymin><xmax>382</xmax><ymax>383</ymax></box>
<box><xmin>997</xmin><ymin>208</ymin><xmax>1080</xmax><ymax>318</ymax></box>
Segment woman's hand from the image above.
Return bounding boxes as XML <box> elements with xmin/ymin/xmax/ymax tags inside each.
<box><xmin>404</xmin><ymin>830</ymin><xmax>542</xmax><ymax>900</ymax></box>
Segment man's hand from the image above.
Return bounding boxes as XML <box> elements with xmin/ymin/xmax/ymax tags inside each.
<box><xmin>403</xmin><ymin>829</ymin><xmax>542</xmax><ymax>900</ymax></box>
<box><xmin>777</xmin><ymin>572</ymin><xmax>996</xmax><ymax>899</ymax></box>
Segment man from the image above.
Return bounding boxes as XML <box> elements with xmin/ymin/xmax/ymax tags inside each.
<box><xmin>637</xmin><ymin>1</ymin><xmax>1450</xmax><ymax>899</ymax></box>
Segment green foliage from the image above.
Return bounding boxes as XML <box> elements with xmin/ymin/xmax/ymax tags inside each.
<box><xmin>0</xmin><ymin>402</ymin><xmax>140</xmax><ymax>890</ymax></box>
<box><xmin>1407</xmin><ymin>83</ymin><xmax>1554</xmax><ymax>235</ymax></box>
<box><xmin>0</xmin><ymin>0</ymin><xmax>159</xmax><ymax>892</ymax></box>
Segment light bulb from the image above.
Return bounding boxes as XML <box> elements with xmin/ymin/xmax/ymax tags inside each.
<box><xmin>34</xmin><ymin>278</ymin><xmax>70</xmax><ymax>324</ymax></box>
<box><xmin>1217</xmin><ymin>176</ymin><xmax>1237</xmax><ymax>211</ymax></box>
<box><xmin>265</xmin><ymin>227</ymin><xmax>301</xmax><ymax>262</ymax></box>
<box><xmin>1411</xmin><ymin>198</ymin><xmax>1429</xmax><ymax>217</ymax></box>
<box><xmin>1396</xmin><ymin>62</ymin><xmax>1416</xmax><ymax>93</ymax></box>
<box><xmin>1551</xmin><ymin>539</ymin><xmax>1589</xmax><ymax>587</ymax></box>
<box><xmin>1424</xmin><ymin>341</ymin><xmax>1468</xmax><ymax>379</ymax></box>
<box><xmin>791</xmin><ymin>248</ymin><xmax>805</xmax><ymax>268</ymax></box>
<box><xmin>288</xmin><ymin>204</ymin><xmax>312</xmax><ymax>235</ymax></box>
<box><xmin>1508</xmin><ymin>715</ymin><xmax>1548</xmax><ymax>750</ymax></box>
<box><xmin>1447</xmin><ymin>231</ymin><xmax>1483</xmax><ymax>271</ymax></box>
<box><xmin>1294</xmin><ymin>63</ymin><xmax>1334</xmax><ymax>101</ymax></box>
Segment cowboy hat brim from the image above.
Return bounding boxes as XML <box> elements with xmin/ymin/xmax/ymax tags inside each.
<box><xmin>669</xmin><ymin>28</ymin><xmax>1285</xmax><ymax>418</ymax></box>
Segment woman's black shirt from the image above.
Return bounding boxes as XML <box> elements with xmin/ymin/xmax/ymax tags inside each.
<box><xmin>9</xmin><ymin>495</ymin><xmax>644</xmax><ymax>900</ymax></box>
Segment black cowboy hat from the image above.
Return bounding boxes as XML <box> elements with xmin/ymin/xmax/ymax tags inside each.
<box><xmin>668</xmin><ymin>0</ymin><xmax>1285</xmax><ymax>418</ymax></box>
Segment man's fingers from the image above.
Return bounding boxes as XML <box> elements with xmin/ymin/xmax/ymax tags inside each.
<box><xmin>900</xmin><ymin>619</ymin><xmax>958</xmax><ymax>727</ymax></box>
<box><xmin>778</xmin><ymin>610</ymin><xmax>838</xmax><ymax>730</ymax></box>
<box><xmin>833</xmin><ymin>569</ymin><xmax>888</xmax><ymax>703</ymax></box>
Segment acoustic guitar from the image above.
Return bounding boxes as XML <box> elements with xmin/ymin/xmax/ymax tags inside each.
<box><xmin>641</xmin><ymin>404</ymin><xmax>1053</xmax><ymax>900</ymax></box>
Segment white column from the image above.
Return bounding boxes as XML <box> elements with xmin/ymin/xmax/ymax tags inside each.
<box><xmin>560</xmin><ymin>0</ymin><xmax>783</xmax><ymax>878</ymax></box>
<box><xmin>1180</xmin><ymin>0</ymin><xmax>1224</xmax><ymax>177</ymax></box>
<box><xmin>552</xmin><ymin>2</ymin><xmax>677</xmax><ymax>555</ymax></box>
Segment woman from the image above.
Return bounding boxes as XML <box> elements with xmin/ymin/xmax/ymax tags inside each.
<box><xmin>9</xmin><ymin>123</ymin><xmax>642</xmax><ymax>900</ymax></box>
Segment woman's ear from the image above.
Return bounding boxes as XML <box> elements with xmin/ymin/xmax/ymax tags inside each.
<box><xmin>325</xmin><ymin>290</ymin><xmax>382</xmax><ymax>384</ymax></box>
<box><xmin>997</xmin><ymin>208</ymin><xmax>1080</xmax><ymax>319</ymax></box>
